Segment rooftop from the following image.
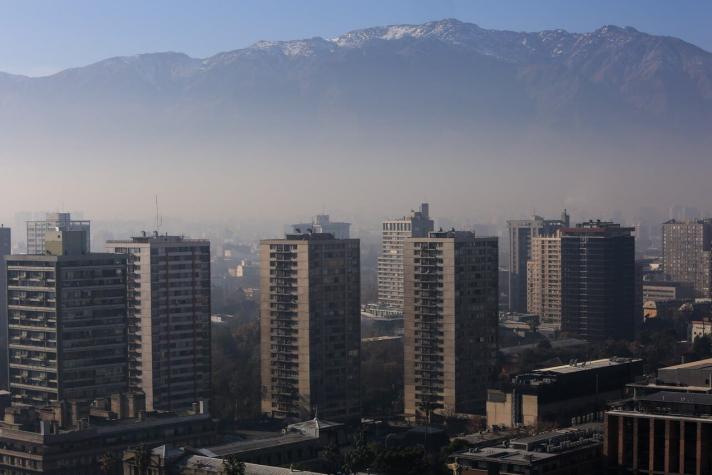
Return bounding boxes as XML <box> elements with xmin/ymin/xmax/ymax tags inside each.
<box><xmin>203</xmin><ymin>432</ymin><xmax>311</xmax><ymax>457</ymax></box>
<box><xmin>537</xmin><ymin>357</ymin><xmax>642</xmax><ymax>375</ymax></box>
<box><xmin>451</xmin><ymin>425</ymin><xmax>602</xmax><ymax>467</ymax></box>
<box><xmin>498</xmin><ymin>338</ymin><xmax>587</xmax><ymax>356</ymax></box>
<box><xmin>5</xmin><ymin>252</ymin><xmax>124</xmax><ymax>262</ymax></box>
<box><xmin>659</xmin><ymin>358</ymin><xmax>712</xmax><ymax>371</ymax></box>
<box><xmin>204</xmin><ymin>417</ymin><xmax>340</xmax><ymax>457</ymax></box>
<box><xmin>107</xmin><ymin>232</ymin><xmax>208</xmax><ymax>244</ymax></box>
<box><xmin>145</xmin><ymin>446</ymin><xmax>326</xmax><ymax>475</ymax></box>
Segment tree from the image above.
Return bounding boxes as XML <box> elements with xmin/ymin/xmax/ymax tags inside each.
<box><xmin>223</xmin><ymin>454</ymin><xmax>246</xmax><ymax>475</ymax></box>
<box><xmin>319</xmin><ymin>441</ymin><xmax>344</xmax><ymax>474</ymax></box>
<box><xmin>132</xmin><ymin>445</ymin><xmax>152</xmax><ymax>475</ymax></box>
<box><xmin>343</xmin><ymin>430</ymin><xmax>374</xmax><ymax>474</ymax></box>
<box><xmin>98</xmin><ymin>451</ymin><xmax>120</xmax><ymax>475</ymax></box>
<box><xmin>370</xmin><ymin>446</ymin><xmax>430</xmax><ymax>475</ymax></box>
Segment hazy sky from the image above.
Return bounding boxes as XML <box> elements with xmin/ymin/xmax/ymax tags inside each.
<box><xmin>0</xmin><ymin>0</ymin><xmax>710</xmax><ymax>76</ymax></box>
<box><xmin>1</xmin><ymin>1</ymin><xmax>710</xmax><ymax>234</ymax></box>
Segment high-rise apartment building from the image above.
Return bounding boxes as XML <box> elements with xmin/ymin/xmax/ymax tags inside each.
<box><xmin>0</xmin><ymin>225</ymin><xmax>10</xmax><ymax>257</ymax></box>
<box><xmin>26</xmin><ymin>212</ymin><xmax>91</xmax><ymax>255</ymax></box>
<box><xmin>288</xmin><ymin>215</ymin><xmax>350</xmax><ymax>239</ymax></box>
<box><xmin>561</xmin><ymin>221</ymin><xmax>636</xmax><ymax>341</ymax></box>
<box><xmin>507</xmin><ymin>211</ymin><xmax>569</xmax><ymax>313</ymax></box>
<box><xmin>6</xmin><ymin>230</ymin><xmax>128</xmax><ymax>406</ymax></box>
<box><xmin>662</xmin><ymin>219</ymin><xmax>712</xmax><ymax>298</ymax></box>
<box><xmin>377</xmin><ymin>203</ymin><xmax>434</xmax><ymax>314</ymax></box>
<box><xmin>403</xmin><ymin>230</ymin><xmax>498</xmax><ymax>418</ymax></box>
<box><xmin>0</xmin><ymin>225</ymin><xmax>10</xmax><ymax>390</ymax></box>
<box><xmin>527</xmin><ymin>232</ymin><xmax>562</xmax><ymax>330</ymax></box>
<box><xmin>106</xmin><ymin>233</ymin><xmax>211</xmax><ymax>412</ymax></box>
<box><xmin>260</xmin><ymin>233</ymin><xmax>361</xmax><ymax>422</ymax></box>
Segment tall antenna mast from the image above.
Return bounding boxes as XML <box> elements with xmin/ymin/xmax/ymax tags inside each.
<box><xmin>155</xmin><ymin>195</ymin><xmax>162</xmax><ymax>232</ymax></box>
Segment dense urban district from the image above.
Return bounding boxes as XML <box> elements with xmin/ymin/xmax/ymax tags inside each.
<box><xmin>0</xmin><ymin>205</ymin><xmax>711</xmax><ymax>474</ymax></box>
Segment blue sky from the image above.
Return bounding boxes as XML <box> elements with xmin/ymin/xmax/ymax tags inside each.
<box><xmin>0</xmin><ymin>0</ymin><xmax>710</xmax><ymax>76</ymax></box>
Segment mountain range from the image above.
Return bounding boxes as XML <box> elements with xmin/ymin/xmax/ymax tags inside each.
<box><xmin>2</xmin><ymin>19</ymin><xmax>710</xmax><ymax>131</ymax></box>
<box><xmin>1</xmin><ymin>19</ymin><xmax>711</xmax><ymax>221</ymax></box>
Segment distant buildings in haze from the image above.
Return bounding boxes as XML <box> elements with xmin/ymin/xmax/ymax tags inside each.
<box><xmin>507</xmin><ymin>211</ymin><xmax>569</xmax><ymax>313</ymax></box>
<box><xmin>26</xmin><ymin>212</ymin><xmax>90</xmax><ymax>255</ymax></box>
<box><xmin>662</xmin><ymin>219</ymin><xmax>712</xmax><ymax>298</ymax></box>
<box><xmin>288</xmin><ymin>215</ymin><xmax>350</xmax><ymax>239</ymax></box>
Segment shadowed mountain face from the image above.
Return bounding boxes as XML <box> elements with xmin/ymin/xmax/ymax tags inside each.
<box><xmin>1</xmin><ymin>19</ymin><xmax>711</xmax><ymax>222</ymax></box>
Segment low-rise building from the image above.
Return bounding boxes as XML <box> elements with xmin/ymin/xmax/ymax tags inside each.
<box><xmin>605</xmin><ymin>392</ymin><xmax>712</xmax><ymax>474</ymax></box>
<box><xmin>0</xmin><ymin>396</ymin><xmax>216</xmax><ymax>474</ymax></box>
<box><xmin>200</xmin><ymin>418</ymin><xmax>345</xmax><ymax>468</ymax></box>
<box><xmin>499</xmin><ymin>313</ymin><xmax>539</xmax><ymax>337</ymax></box>
<box><xmin>448</xmin><ymin>425</ymin><xmax>603</xmax><ymax>475</ymax></box>
<box><xmin>487</xmin><ymin>358</ymin><xmax>643</xmax><ymax>429</ymax></box>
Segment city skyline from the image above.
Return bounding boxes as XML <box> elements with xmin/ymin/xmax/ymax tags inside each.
<box><xmin>1</xmin><ymin>4</ymin><xmax>712</xmax><ymax>473</ymax></box>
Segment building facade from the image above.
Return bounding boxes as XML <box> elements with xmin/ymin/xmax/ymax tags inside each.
<box><xmin>0</xmin><ymin>225</ymin><xmax>10</xmax><ymax>390</ymax></box>
<box><xmin>605</xmin><ymin>392</ymin><xmax>712</xmax><ymax>474</ymax></box>
<box><xmin>260</xmin><ymin>233</ymin><xmax>361</xmax><ymax>422</ymax></box>
<box><xmin>527</xmin><ymin>232</ymin><xmax>562</xmax><ymax>330</ymax></box>
<box><xmin>662</xmin><ymin>219</ymin><xmax>712</xmax><ymax>298</ymax></box>
<box><xmin>561</xmin><ymin>221</ymin><xmax>636</xmax><ymax>341</ymax></box>
<box><xmin>403</xmin><ymin>230</ymin><xmax>498</xmax><ymax>418</ymax></box>
<box><xmin>507</xmin><ymin>211</ymin><xmax>569</xmax><ymax>313</ymax></box>
<box><xmin>6</xmin><ymin>232</ymin><xmax>128</xmax><ymax>406</ymax></box>
<box><xmin>288</xmin><ymin>215</ymin><xmax>350</xmax><ymax>239</ymax></box>
<box><xmin>377</xmin><ymin>203</ymin><xmax>434</xmax><ymax>314</ymax></box>
<box><xmin>26</xmin><ymin>212</ymin><xmax>90</xmax><ymax>255</ymax></box>
<box><xmin>106</xmin><ymin>234</ymin><xmax>211</xmax><ymax>412</ymax></box>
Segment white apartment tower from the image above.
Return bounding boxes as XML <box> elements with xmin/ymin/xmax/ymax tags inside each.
<box><xmin>377</xmin><ymin>203</ymin><xmax>434</xmax><ymax>314</ymax></box>
<box><xmin>527</xmin><ymin>232</ymin><xmax>563</xmax><ymax>330</ymax></box>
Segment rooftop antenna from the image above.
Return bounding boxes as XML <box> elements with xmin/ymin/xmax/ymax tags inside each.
<box><xmin>154</xmin><ymin>195</ymin><xmax>163</xmax><ymax>232</ymax></box>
